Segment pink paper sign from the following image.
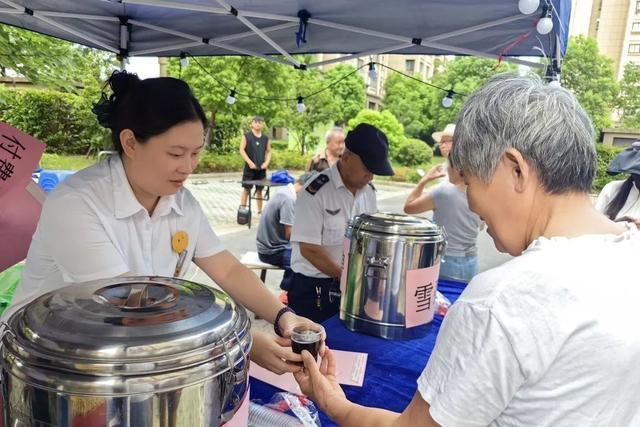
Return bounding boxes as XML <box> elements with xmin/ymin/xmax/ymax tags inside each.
<box><xmin>339</xmin><ymin>238</ymin><xmax>350</xmax><ymax>295</ymax></box>
<box><xmin>0</xmin><ymin>122</ymin><xmax>45</xmax><ymax>197</ymax></box>
<box><xmin>249</xmin><ymin>349</ymin><xmax>368</xmax><ymax>394</ymax></box>
<box><xmin>224</xmin><ymin>388</ymin><xmax>249</xmax><ymax>427</ymax></box>
<box><xmin>405</xmin><ymin>264</ymin><xmax>440</xmax><ymax>328</ymax></box>
<box><xmin>0</xmin><ymin>182</ymin><xmax>44</xmax><ymax>271</ymax></box>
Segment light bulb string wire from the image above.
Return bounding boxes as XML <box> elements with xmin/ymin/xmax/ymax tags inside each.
<box><xmin>373</xmin><ymin>62</ymin><xmax>465</xmax><ymax>97</ymax></box>
<box><xmin>187</xmin><ymin>54</ymin><xmax>461</xmax><ymax>103</ymax></box>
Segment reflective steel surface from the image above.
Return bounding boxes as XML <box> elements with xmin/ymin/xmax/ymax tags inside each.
<box><xmin>340</xmin><ymin>213</ymin><xmax>446</xmax><ymax>339</ymax></box>
<box><xmin>1</xmin><ymin>276</ymin><xmax>251</xmax><ymax>426</ymax></box>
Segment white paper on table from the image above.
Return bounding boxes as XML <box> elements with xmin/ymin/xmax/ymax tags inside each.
<box><xmin>249</xmin><ymin>349</ymin><xmax>368</xmax><ymax>394</ymax></box>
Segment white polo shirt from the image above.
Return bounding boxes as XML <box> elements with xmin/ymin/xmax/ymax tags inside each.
<box><xmin>15</xmin><ymin>156</ymin><xmax>224</xmax><ymax>305</ymax></box>
<box><xmin>290</xmin><ymin>163</ymin><xmax>377</xmax><ymax>278</ymax></box>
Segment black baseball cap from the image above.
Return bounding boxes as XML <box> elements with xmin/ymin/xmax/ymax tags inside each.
<box><xmin>345</xmin><ymin>123</ymin><xmax>394</xmax><ymax>176</ymax></box>
<box><xmin>607</xmin><ymin>141</ymin><xmax>640</xmax><ymax>175</ymax></box>
<box><xmin>252</xmin><ymin>116</ymin><xmax>264</xmax><ymax>122</ymax></box>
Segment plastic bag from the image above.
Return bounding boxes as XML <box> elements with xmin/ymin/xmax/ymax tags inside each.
<box><xmin>250</xmin><ymin>392</ymin><xmax>321</xmax><ymax>426</ymax></box>
<box><xmin>435</xmin><ymin>291</ymin><xmax>451</xmax><ymax>317</ymax></box>
<box><xmin>271</xmin><ymin>169</ymin><xmax>295</xmax><ymax>184</ymax></box>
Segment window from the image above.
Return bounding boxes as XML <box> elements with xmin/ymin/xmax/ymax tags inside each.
<box><xmin>633</xmin><ymin>22</ymin><xmax>640</xmax><ymax>32</ymax></box>
<box><xmin>637</xmin><ymin>0</ymin><xmax>640</xmax><ymax>13</ymax></box>
<box><xmin>405</xmin><ymin>59</ymin><xmax>415</xmax><ymax>73</ymax></box>
<box><xmin>629</xmin><ymin>43</ymin><xmax>640</xmax><ymax>54</ymax></box>
<box><xmin>368</xmin><ymin>102</ymin><xmax>377</xmax><ymax>110</ymax></box>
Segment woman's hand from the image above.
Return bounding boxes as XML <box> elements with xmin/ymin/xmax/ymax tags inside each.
<box><xmin>293</xmin><ymin>348</ymin><xmax>348</xmax><ymax>417</ymax></box>
<box><xmin>424</xmin><ymin>164</ymin><xmax>446</xmax><ymax>182</ymax></box>
<box><xmin>250</xmin><ymin>330</ymin><xmax>303</xmax><ymax>375</ymax></box>
<box><xmin>278</xmin><ymin>312</ymin><xmax>327</xmax><ymax>356</ymax></box>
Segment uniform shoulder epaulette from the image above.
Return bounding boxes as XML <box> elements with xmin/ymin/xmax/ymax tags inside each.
<box><xmin>368</xmin><ymin>182</ymin><xmax>376</xmax><ymax>191</ymax></box>
<box><xmin>306</xmin><ymin>173</ymin><xmax>330</xmax><ymax>195</ymax></box>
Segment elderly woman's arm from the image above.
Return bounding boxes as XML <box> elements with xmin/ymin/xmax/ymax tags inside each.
<box><xmin>404</xmin><ymin>164</ymin><xmax>445</xmax><ymax>214</ymax></box>
<box><xmin>294</xmin><ymin>349</ymin><xmax>439</xmax><ymax>427</ymax></box>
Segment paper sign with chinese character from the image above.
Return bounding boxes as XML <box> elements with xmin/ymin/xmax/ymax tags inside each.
<box><xmin>339</xmin><ymin>238</ymin><xmax>350</xmax><ymax>295</ymax></box>
<box><xmin>0</xmin><ymin>122</ymin><xmax>45</xmax><ymax>197</ymax></box>
<box><xmin>405</xmin><ymin>264</ymin><xmax>440</xmax><ymax>328</ymax></box>
<box><xmin>0</xmin><ymin>181</ymin><xmax>45</xmax><ymax>271</ymax></box>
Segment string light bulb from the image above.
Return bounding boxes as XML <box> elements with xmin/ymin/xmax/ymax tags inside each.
<box><xmin>368</xmin><ymin>62</ymin><xmax>377</xmax><ymax>81</ymax></box>
<box><xmin>226</xmin><ymin>89</ymin><xmax>236</xmax><ymax>105</ymax></box>
<box><xmin>296</xmin><ymin>96</ymin><xmax>306</xmax><ymax>113</ymax></box>
<box><xmin>537</xmin><ymin>7</ymin><xmax>553</xmax><ymax>35</ymax></box>
<box><xmin>441</xmin><ymin>90</ymin><xmax>454</xmax><ymax>108</ymax></box>
<box><xmin>518</xmin><ymin>0</ymin><xmax>540</xmax><ymax>15</ymax></box>
<box><xmin>179</xmin><ymin>52</ymin><xmax>189</xmax><ymax>68</ymax></box>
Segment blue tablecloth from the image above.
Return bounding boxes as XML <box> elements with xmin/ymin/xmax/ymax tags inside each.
<box><xmin>249</xmin><ymin>279</ymin><xmax>466</xmax><ymax>426</ymax></box>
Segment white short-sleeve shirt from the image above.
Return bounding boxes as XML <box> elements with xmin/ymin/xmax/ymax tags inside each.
<box><xmin>417</xmin><ymin>228</ymin><xmax>640</xmax><ymax>427</ymax></box>
<box><xmin>15</xmin><ymin>156</ymin><xmax>224</xmax><ymax>305</ymax></box>
<box><xmin>290</xmin><ymin>164</ymin><xmax>377</xmax><ymax>278</ymax></box>
<box><xmin>594</xmin><ymin>179</ymin><xmax>640</xmax><ymax>220</ymax></box>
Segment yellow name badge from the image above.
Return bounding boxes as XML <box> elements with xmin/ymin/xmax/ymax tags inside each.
<box><xmin>172</xmin><ymin>231</ymin><xmax>189</xmax><ymax>277</ymax></box>
<box><xmin>171</xmin><ymin>231</ymin><xmax>189</xmax><ymax>254</ymax></box>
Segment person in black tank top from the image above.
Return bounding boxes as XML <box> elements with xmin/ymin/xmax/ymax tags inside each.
<box><xmin>239</xmin><ymin>116</ymin><xmax>272</xmax><ymax>213</ymax></box>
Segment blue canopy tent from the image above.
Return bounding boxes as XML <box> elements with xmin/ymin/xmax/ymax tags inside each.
<box><xmin>0</xmin><ymin>0</ymin><xmax>570</xmax><ymax>73</ymax></box>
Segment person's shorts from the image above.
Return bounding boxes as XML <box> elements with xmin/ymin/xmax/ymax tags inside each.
<box><xmin>242</xmin><ymin>167</ymin><xmax>266</xmax><ymax>190</ymax></box>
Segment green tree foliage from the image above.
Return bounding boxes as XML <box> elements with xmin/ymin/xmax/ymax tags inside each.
<box><xmin>382</xmin><ymin>73</ymin><xmax>431</xmax><ymax>140</ymax></box>
<box><xmin>618</xmin><ymin>62</ymin><xmax>640</xmax><ymax>128</ymax></box>
<box><xmin>167</xmin><ymin>56</ymin><xmax>292</xmax><ymax>151</ymax></box>
<box><xmin>0</xmin><ymin>24</ymin><xmax>116</xmax><ymax>92</ymax></box>
<box><xmin>274</xmin><ymin>64</ymin><xmax>335</xmax><ymax>155</ymax></box>
<box><xmin>347</xmin><ymin>109</ymin><xmax>405</xmax><ymax>158</ymax></box>
<box><xmin>562</xmin><ymin>36</ymin><xmax>618</xmax><ymax>133</ymax></box>
<box><xmin>323</xmin><ymin>64</ymin><xmax>365</xmax><ymax>126</ymax></box>
<box><xmin>425</xmin><ymin>57</ymin><xmax>515</xmax><ymax>133</ymax></box>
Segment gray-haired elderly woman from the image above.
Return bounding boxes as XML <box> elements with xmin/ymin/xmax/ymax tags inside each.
<box><xmin>293</xmin><ymin>74</ymin><xmax>640</xmax><ymax>426</ymax></box>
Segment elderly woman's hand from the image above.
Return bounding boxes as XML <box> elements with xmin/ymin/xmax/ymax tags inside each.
<box><xmin>423</xmin><ymin>164</ymin><xmax>446</xmax><ymax>182</ymax></box>
<box><xmin>249</xmin><ymin>330</ymin><xmax>303</xmax><ymax>375</ymax></box>
<box><xmin>293</xmin><ymin>348</ymin><xmax>347</xmax><ymax>417</ymax></box>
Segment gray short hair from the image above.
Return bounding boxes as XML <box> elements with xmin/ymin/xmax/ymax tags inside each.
<box><xmin>449</xmin><ymin>73</ymin><xmax>596</xmax><ymax>194</ymax></box>
<box><xmin>325</xmin><ymin>127</ymin><xmax>345</xmax><ymax>144</ymax></box>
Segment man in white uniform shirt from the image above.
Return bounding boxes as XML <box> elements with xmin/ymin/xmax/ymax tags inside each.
<box><xmin>289</xmin><ymin>123</ymin><xmax>394</xmax><ymax>322</ymax></box>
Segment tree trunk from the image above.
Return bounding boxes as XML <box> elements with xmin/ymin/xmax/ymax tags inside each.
<box><xmin>205</xmin><ymin>109</ymin><xmax>216</xmax><ymax>149</ymax></box>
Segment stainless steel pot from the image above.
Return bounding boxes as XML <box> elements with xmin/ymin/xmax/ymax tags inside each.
<box><xmin>0</xmin><ymin>276</ymin><xmax>251</xmax><ymax>426</ymax></box>
<box><xmin>339</xmin><ymin>213</ymin><xmax>445</xmax><ymax>340</ymax></box>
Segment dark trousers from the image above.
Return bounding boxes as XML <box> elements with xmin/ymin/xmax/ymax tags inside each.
<box><xmin>288</xmin><ymin>272</ymin><xmax>341</xmax><ymax>323</ymax></box>
<box><xmin>259</xmin><ymin>249</ymin><xmax>293</xmax><ymax>290</ymax></box>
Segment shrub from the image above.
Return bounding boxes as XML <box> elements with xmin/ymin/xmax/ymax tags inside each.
<box><xmin>271</xmin><ymin>150</ymin><xmax>308</xmax><ymax>170</ymax></box>
<box><xmin>194</xmin><ymin>152</ymin><xmax>244</xmax><ymax>173</ymax></box>
<box><xmin>395</xmin><ymin>138</ymin><xmax>433</xmax><ymax>166</ymax></box>
<box><xmin>594</xmin><ymin>143</ymin><xmax>624</xmax><ymax>192</ymax></box>
<box><xmin>271</xmin><ymin>139</ymin><xmax>289</xmax><ymax>151</ymax></box>
<box><xmin>194</xmin><ymin>150</ymin><xmax>307</xmax><ymax>173</ymax></box>
<box><xmin>0</xmin><ymin>87</ymin><xmax>108</xmax><ymax>155</ymax></box>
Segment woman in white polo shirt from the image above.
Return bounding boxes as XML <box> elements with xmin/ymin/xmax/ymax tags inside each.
<box><xmin>16</xmin><ymin>71</ymin><xmax>312</xmax><ymax>375</ymax></box>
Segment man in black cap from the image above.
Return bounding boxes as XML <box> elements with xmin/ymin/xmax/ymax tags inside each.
<box><xmin>240</xmin><ymin>116</ymin><xmax>271</xmax><ymax>213</ymax></box>
<box><xmin>288</xmin><ymin>123</ymin><xmax>394</xmax><ymax>322</ymax></box>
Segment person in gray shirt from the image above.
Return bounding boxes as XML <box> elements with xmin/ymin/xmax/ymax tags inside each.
<box><xmin>404</xmin><ymin>163</ymin><xmax>482</xmax><ymax>282</ymax></box>
<box><xmin>257</xmin><ymin>172</ymin><xmax>314</xmax><ymax>288</ymax></box>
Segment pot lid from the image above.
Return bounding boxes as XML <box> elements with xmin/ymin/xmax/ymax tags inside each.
<box><xmin>350</xmin><ymin>212</ymin><xmax>443</xmax><ymax>237</ymax></box>
<box><xmin>2</xmin><ymin>276</ymin><xmax>250</xmax><ymax>375</ymax></box>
